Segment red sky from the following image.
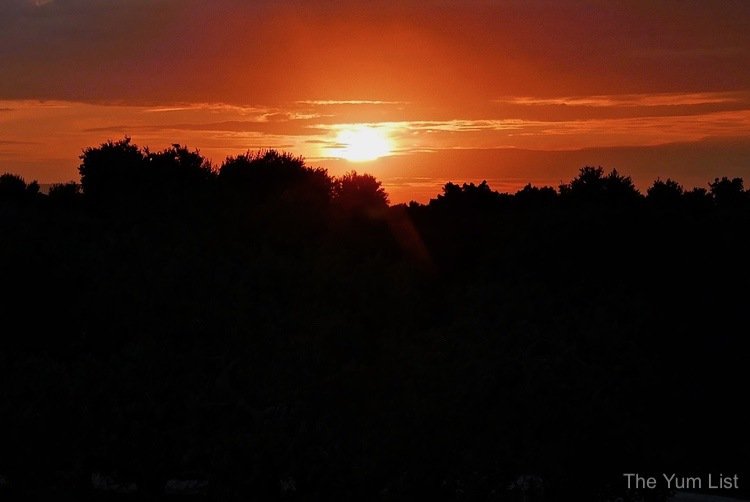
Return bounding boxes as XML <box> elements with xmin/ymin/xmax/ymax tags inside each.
<box><xmin>2</xmin><ymin>0</ymin><xmax>750</xmax><ymax>202</ymax></box>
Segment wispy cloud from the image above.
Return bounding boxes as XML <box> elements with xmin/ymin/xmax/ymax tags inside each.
<box><xmin>0</xmin><ymin>100</ymin><xmax>72</xmax><ymax>110</ymax></box>
<box><xmin>495</xmin><ymin>92</ymin><xmax>745</xmax><ymax>108</ymax></box>
<box><xmin>142</xmin><ymin>103</ymin><xmax>269</xmax><ymax>115</ymax></box>
<box><xmin>81</xmin><ymin>125</ymin><xmax>131</xmax><ymax>133</ymax></box>
<box><xmin>317</xmin><ymin>120</ymin><xmax>532</xmax><ymax>133</ymax></box>
<box><xmin>0</xmin><ymin>139</ymin><xmax>40</xmax><ymax>145</ymax></box>
<box><xmin>296</xmin><ymin>100</ymin><xmax>407</xmax><ymax>106</ymax></box>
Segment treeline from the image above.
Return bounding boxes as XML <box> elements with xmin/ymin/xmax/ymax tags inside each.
<box><xmin>1</xmin><ymin>138</ymin><xmax>749</xmax><ymax>500</ymax></box>
<box><xmin>2</xmin><ymin>138</ymin><xmax>749</xmax><ymax>211</ymax></box>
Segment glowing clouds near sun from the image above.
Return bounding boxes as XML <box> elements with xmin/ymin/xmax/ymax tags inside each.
<box><xmin>331</xmin><ymin>125</ymin><xmax>393</xmax><ymax>162</ymax></box>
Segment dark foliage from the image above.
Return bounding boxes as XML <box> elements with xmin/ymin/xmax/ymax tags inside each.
<box><xmin>333</xmin><ymin>171</ymin><xmax>389</xmax><ymax>216</ymax></box>
<box><xmin>709</xmin><ymin>176</ymin><xmax>746</xmax><ymax>207</ymax></box>
<box><xmin>1</xmin><ymin>140</ymin><xmax>749</xmax><ymax>501</ymax></box>
<box><xmin>0</xmin><ymin>173</ymin><xmax>39</xmax><ymax>203</ymax></box>
<box><xmin>560</xmin><ymin>166</ymin><xmax>640</xmax><ymax>205</ymax></box>
<box><xmin>79</xmin><ymin>137</ymin><xmax>146</xmax><ymax>205</ymax></box>
<box><xmin>647</xmin><ymin>178</ymin><xmax>683</xmax><ymax>206</ymax></box>
<box><xmin>219</xmin><ymin>150</ymin><xmax>333</xmax><ymax>210</ymax></box>
<box><xmin>47</xmin><ymin>181</ymin><xmax>82</xmax><ymax>208</ymax></box>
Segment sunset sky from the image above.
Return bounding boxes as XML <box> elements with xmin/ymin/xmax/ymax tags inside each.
<box><xmin>2</xmin><ymin>0</ymin><xmax>750</xmax><ymax>202</ymax></box>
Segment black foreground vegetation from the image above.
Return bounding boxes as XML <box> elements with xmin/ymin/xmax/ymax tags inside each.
<box><xmin>1</xmin><ymin>138</ymin><xmax>749</xmax><ymax>501</ymax></box>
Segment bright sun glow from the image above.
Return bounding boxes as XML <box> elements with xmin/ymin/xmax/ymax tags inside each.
<box><xmin>334</xmin><ymin>126</ymin><xmax>392</xmax><ymax>162</ymax></box>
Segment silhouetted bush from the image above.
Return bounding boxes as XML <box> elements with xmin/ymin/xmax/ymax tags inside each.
<box><xmin>560</xmin><ymin>166</ymin><xmax>640</xmax><ymax>204</ymax></box>
<box><xmin>514</xmin><ymin>183</ymin><xmax>558</xmax><ymax>208</ymax></box>
<box><xmin>79</xmin><ymin>138</ymin><xmax>215</xmax><ymax>215</ymax></box>
<box><xmin>79</xmin><ymin>137</ymin><xmax>146</xmax><ymax>205</ymax></box>
<box><xmin>0</xmin><ymin>173</ymin><xmax>38</xmax><ymax>203</ymax></box>
<box><xmin>709</xmin><ymin>176</ymin><xmax>745</xmax><ymax>207</ymax></box>
<box><xmin>47</xmin><ymin>181</ymin><xmax>82</xmax><ymax>206</ymax></box>
<box><xmin>48</xmin><ymin>181</ymin><xmax>81</xmax><ymax>197</ymax></box>
<box><xmin>219</xmin><ymin>150</ymin><xmax>332</xmax><ymax>209</ymax></box>
<box><xmin>429</xmin><ymin>180</ymin><xmax>510</xmax><ymax>212</ymax></box>
<box><xmin>144</xmin><ymin>143</ymin><xmax>214</xmax><ymax>193</ymax></box>
<box><xmin>332</xmin><ymin>170</ymin><xmax>388</xmax><ymax>216</ymax></box>
<box><xmin>646</xmin><ymin>177</ymin><xmax>683</xmax><ymax>206</ymax></box>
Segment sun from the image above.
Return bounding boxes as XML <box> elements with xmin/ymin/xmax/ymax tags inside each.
<box><xmin>334</xmin><ymin>126</ymin><xmax>392</xmax><ymax>162</ymax></box>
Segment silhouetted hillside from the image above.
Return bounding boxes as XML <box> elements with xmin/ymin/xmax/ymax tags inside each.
<box><xmin>1</xmin><ymin>139</ymin><xmax>749</xmax><ymax>501</ymax></box>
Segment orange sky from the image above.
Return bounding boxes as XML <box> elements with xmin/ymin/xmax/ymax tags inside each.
<box><xmin>2</xmin><ymin>0</ymin><xmax>750</xmax><ymax>202</ymax></box>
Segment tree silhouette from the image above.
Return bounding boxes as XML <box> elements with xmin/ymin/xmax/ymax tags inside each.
<box><xmin>603</xmin><ymin>168</ymin><xmax>639</xmax><ymax>201</ymax></box>
<box><xmin>0</xmin><ymin>173</ymin><xmax>39</xmax><ymax>203</ymax></box>
<box><xmin>429</xmin><ymin>180</ymin><xmax>508</xmax><ymax>211</ymax></box>
<box><xmin>559</xmin><ymin>165</ymin><xmax>604</xmax><ymax>198</ymax></box>
<box><xmin>0</xmin><ymin>173</ymin><xmax>27</xmax><ymax>198</ymax></box>
<box><xmin>559</xmin><ymin>166</ymin><xmax>640</xmax><ymax>203</ymax></box>
<box><xmin>514</xmin><ymin>183</ymin><xmax>557</xmax><ymax>207</ymax></box>
<box><xmin>79</xmin><ymin>138</ymin><xmax>215</xmax><ymax>212</ymax></box>
<box><xmin>79</xmin><ymin>137</ymin><xmax>146</xmax><ymax>204</ymax></box>
<box><xmin>219</xmin><ymin>150</ymin><xmax>333</xmax><ymax>208</ymax></box>
<box><xmin>646</xmin><ymin>178</ymin><xmax>683</xmax><ymax>206</ymax></box>
<box><xmin>46</xmin><ymin>182</ymin><xmax>82</xmax><ymax>210</ymax></box>
<box><xmin>709</xmin><ymin>176</ymin><xmax>745</xmax><ymax>207</ymax></box>
<box><xmin>145</xmin><ymin>144</ymin><xmax>214</xmax><ymax>188</ymax></box>
<box><xmin>332</xmin><ymin>170</ymin><xmax>389</xmax><ymax>215</ymax></box>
